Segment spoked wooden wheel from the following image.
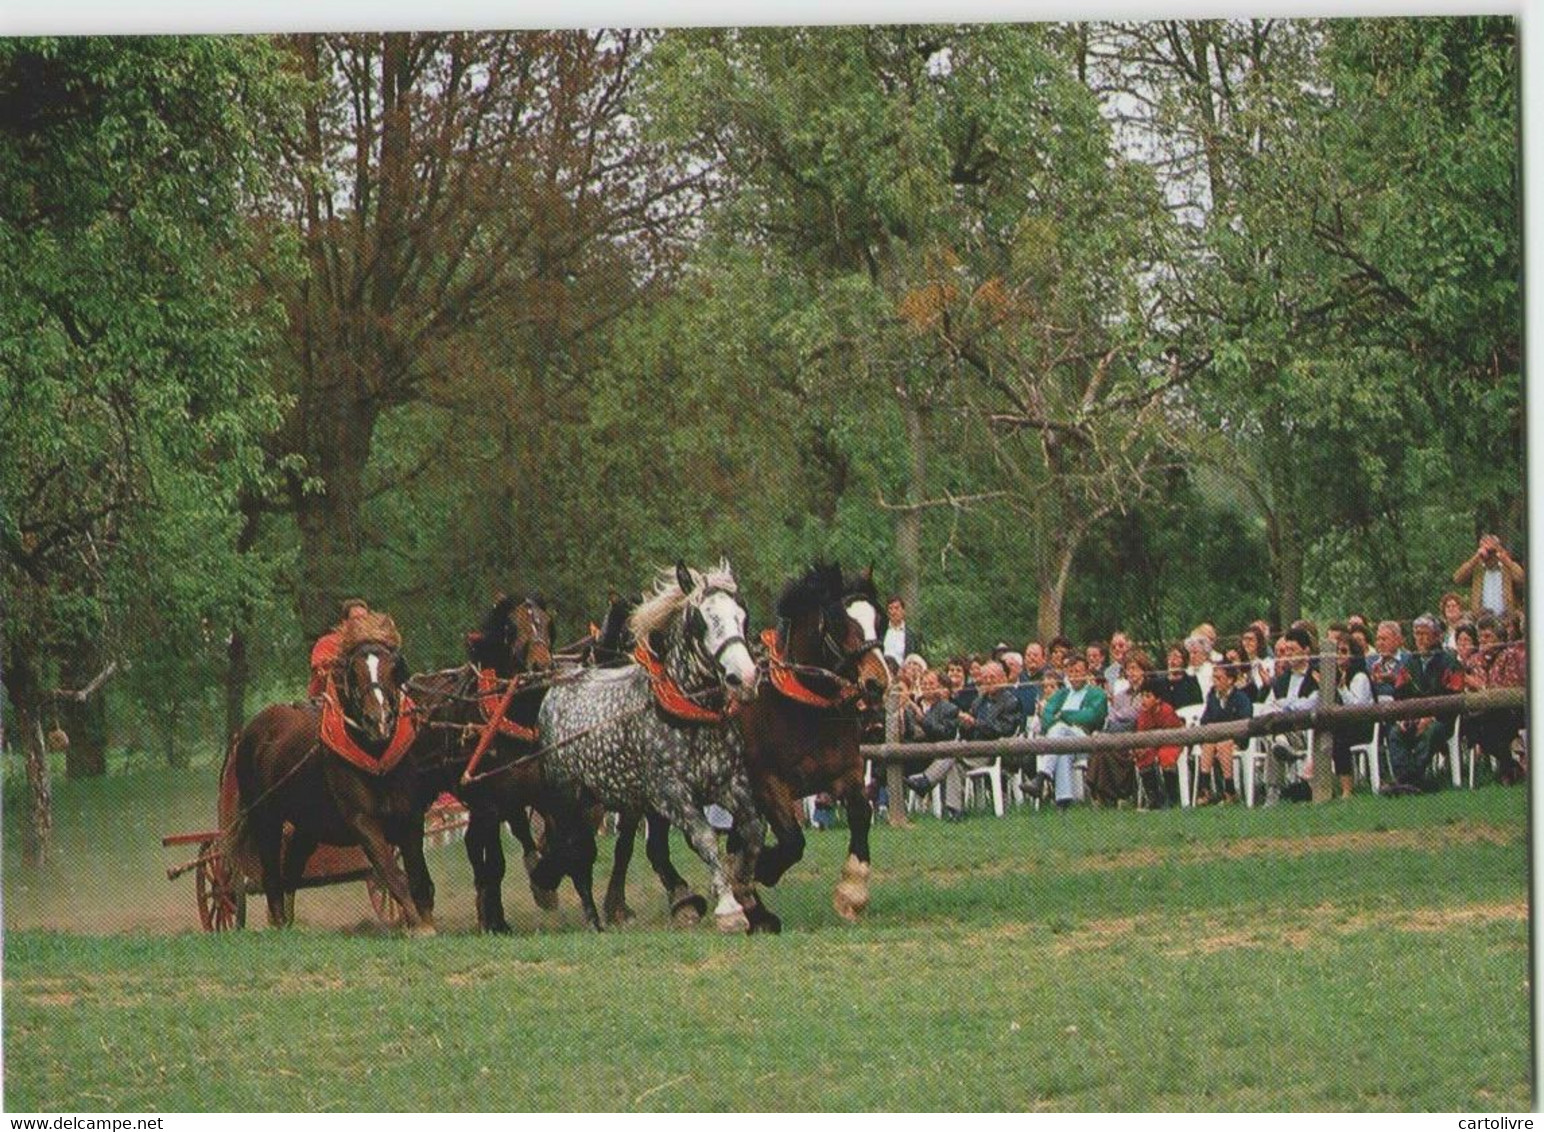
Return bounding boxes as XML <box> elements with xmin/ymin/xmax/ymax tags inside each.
<box><xmin>196</xmin><ymin>839</ymin><xmax>246</xmax><ymax>931</ymax></box>
<box><xmin>365</xmin><ymin>847</ymin><xmax>408</xmax><ymax>927</ymax></box>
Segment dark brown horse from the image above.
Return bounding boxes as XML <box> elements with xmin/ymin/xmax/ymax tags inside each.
<box><xmin>607</xmin><ymin>564</ymin><xmax>889</xmax><ymax>925</ymax></box>
<box><xmin>406</xmin><ymin>594</ymin><xmax>555</xmax><ymax>933</ymax></box>
<box><xmin>230</xmin><ymin>614</ymin><xmax>434</xmax><ymax>931</ymax></box>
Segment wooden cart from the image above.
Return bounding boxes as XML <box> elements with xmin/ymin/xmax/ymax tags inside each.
<box><xmin>162</xmin><ymin>752</ymin><xmax>467</xmax><ymax>931</ymax></box>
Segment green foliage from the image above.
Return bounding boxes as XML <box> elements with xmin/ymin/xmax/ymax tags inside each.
<box><xmin>0</xmin><ymin>36</ymin><xmax>297</xmax><ymax>761</ymax></box>
<box><xmin>0</xmin><ymin>24</ymin><xmax>1522</xmax><ymax>772</ymax></box>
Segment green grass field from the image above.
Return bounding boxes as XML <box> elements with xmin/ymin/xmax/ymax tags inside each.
<box><xmin>2</xmin><ymin>767</ymin><xmax>1532</xmax><ymax>1112</ymax></box>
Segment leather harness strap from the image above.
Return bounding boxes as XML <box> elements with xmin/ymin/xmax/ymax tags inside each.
<box><xmin>761</xmin><ymin>628</ymin><xmax>863</xmax><ymax>709</ymax></box>
<box><xmin>633</xmin><ymin>641</ymin><xmax>736</xmax><ymax>725</ymax></box>
<box><xmin>319</xmin><ymin>676</ymin><xmax>418</xmax><ymax>776</ymax></box>
<box><xmin>477</xmin><ymin>669</ymin><xmax>540</xmax><ymax>743</ymax></box>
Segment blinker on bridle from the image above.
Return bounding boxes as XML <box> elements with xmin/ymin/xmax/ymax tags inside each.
<box><xmin>823</xmin><ymin>595</ymin><xmax>882</xmax><ymax>678</ymax></box>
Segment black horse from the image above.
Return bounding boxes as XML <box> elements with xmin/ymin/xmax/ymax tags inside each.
<box><xmin>406</xmin><ymin>594</ymin><xmax>556</xmax><ymax>932</ymax></box>
<box><xmin>230</xmin><ymin>614</ymin><xmax>434</xmax><ymax>931</ymax></box>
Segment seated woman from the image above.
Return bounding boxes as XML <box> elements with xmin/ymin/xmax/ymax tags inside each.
<box><xmin>1134</xmin><ymin>682</ymin><xmax>1185</xmax><ymax>807</ymax></box>
<box><xmin>1240</xmin><ymin>626</ymin><xmax>1274</xmax><ymax>704</ymax></box>
<box><xmin>1084</xmin><ymin>651</ymin><xmax>1151</xmax><ymax>807</ymax></box>
<box><xmin>1155</xmin><ymin>644</ymin><xmax>1203</xmax><ymax>712</ymax></box>
<box><xmin>1470</xmin><ymin>614</ymin><xmax>1527</xmax><ymax>784</ymax></box>
<box><xmin>1332</xmin><ymin>637</ymin><xmax>1375</xmax><ymax>800</ymax></box>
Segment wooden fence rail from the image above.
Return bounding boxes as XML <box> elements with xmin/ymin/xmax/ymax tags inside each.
<box><xmin>864</xmin><ymin>686</ymin><xmax>1526</xmax><ymax>820</ymax></box>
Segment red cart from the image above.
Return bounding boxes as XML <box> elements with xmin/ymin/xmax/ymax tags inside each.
<box><xmin>162</xmin><ymin>752</ymin><xmax>467</xmax><ymax>931</ymax></box>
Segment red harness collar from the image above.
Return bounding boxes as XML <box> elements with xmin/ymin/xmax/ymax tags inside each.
<box><xmin>319</xmin><ymin>677</ymin><xmax>418</xmax><ymax>776</ymax></box>
<box><xmin>633</xmin><ymin>642</ymin><xmax>736</xmax><ymax>725</ymax></box>
<box><xmin>761</xmin><ymin>628</ymin><xmax>861</xmax><ymax>709</ymax></box>
<box><xmin>477</xmin><ymin>669</ymin><xmax>540</xmax><ymax>743</ymax></box>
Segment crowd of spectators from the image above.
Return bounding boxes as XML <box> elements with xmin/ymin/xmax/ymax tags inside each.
<box><xmin>872</xmin><ymin>535</ymin><xmax>1528</xmax><ymax>821</ymax></box>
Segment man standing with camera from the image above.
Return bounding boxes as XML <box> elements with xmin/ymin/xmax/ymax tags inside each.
<box><xmin>1453</xmin><ymin>534</ymin><xmax>1525</xmax><ymax>617</ymax></box>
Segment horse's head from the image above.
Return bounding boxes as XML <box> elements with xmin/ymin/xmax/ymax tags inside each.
<box><xmin>778</xmin><ymin>562</ymin><xmax>889</xmax><ymax>700</ymax></box>
<box><xmin>338</xmin><ymin>637</ymin><xmax>408</xmax><ymax>746</ymax></box>
<box><xmin>838</xmin><ymin>565</ymin><xmax>890</xmax><ymax>700</ymax></box>
<box><xmin>635</xmin><ymin>560</ymin><xmax>760</xmax><ymax>702</ymax></box>
<box><xmin>469</xmin><ymin>593</ymin><xmax>555</xmax><ymax>676</ymax></box>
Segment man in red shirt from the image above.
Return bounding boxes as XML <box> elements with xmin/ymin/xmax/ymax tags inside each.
<box><xmin>308</xmin><ymin>598</ymin><xmax>371</xmax><ymax>697</ymax></box>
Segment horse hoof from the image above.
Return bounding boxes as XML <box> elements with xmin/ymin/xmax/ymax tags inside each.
<box><xmin>605</xmin><ymin>902</ymin><xmax>636</xmax><ymax>927</ymax></box>
<box><xmin>833</xmin><ymin>856</ymin><xmax>871</xmax><ymax>922</ymax></box>
<box><xmin>670</xmin><ymin>892</ymin><xmax>708</xmax><ymax>927</ymax></box>
<box><xmin>833</xmin><ymin>880</ymin><xmax>870</xmax><ymax>921</ymax></box>
<box><xmin>747</xmin><ymin>906</ymin><xmax>782</xmax><ymax>935</ymax></box>
<box><xmin>407</xmin><ymin>922</ymin><xmax>437</xmax><ymax>938</ymax></box>
<box><xmin>481</xmin><ymin>919</ymin><xmax>513</xmax><ymax>935</ymax></box>
<box><xmin>716</xmin><ymin>910</ymin><xmax>750</xmax><ymax>934</ymax></box>
<box><xmin>529</xmin><ymin>882</ymin><xmax>560</xmax><ymax>912</ymax></box>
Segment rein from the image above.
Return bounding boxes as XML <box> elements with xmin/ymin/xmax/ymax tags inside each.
<box><xmin>762</xmin><ymin>628</ymin><xmax>864</xmax><ymax>709</ymax></box>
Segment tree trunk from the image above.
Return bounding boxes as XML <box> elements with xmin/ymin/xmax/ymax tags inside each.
<box><xmin>4</xmin><ymin>653</ymin><xmax>52</xmax><ymax>865</ymax></box>
<box><xmin>60</xmin><ymin>636</ymin><xmax>108</xmax><ymax>778</ymax></box>
<box><xmin>225</xmin><ymin>502</ymin><xmax>261</xmax><ymax>743</ymax></box>
<box><xmin>163</xmin><ymin>702</ymin><xmax>186</xmax><ymax>770</ymax></box>
<box><xmin>894</xmin><ymin>393</ymin><xmax>928</xmax><ymax>614</ymax></box>
<box><xmin>25</xmin><ymin>714</ymin><xmax>52</xmax><ymax>865</ymax></box>
<box><xmin>1277</xmin><ymin>516</ymin><xmax>1303</xmax><ymax>627</ymax></box>
<box><xmin>292</xmin><ymin>393</ymin><xmax>381</xmax><ymax>636</ymax></box>
<box><xmin>1036</xmin><ymin>533</ymin><xmax>1080</xmax><ymax>643</ymax></box>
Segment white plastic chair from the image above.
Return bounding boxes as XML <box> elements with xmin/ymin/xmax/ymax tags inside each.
<box><xmin>1350</xmin><ymin>722</ymin><xmax>1382</xmax><ymax>794</ymax></box>
<box><xmin>963</xmin><ymin>757</ymin><xmax>1007</xmax><ymax>817</ymax></box>
<box><xmin>1175</xmin><ymin>703</ymin><xmax>1204</xmax><ymax>807</ymax></box>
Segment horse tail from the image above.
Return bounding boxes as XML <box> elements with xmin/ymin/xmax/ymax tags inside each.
<box><xmin>223</xmin><ymin>728</ymin><xmax>256</xmax><ymax>864</ymax></box>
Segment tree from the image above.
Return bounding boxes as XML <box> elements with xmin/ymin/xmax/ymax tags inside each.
<box><xmin>257</xmin><ymin>32</ymin><xmax>707</xmax><ymax>636</ymax></box>
<box><xmin>0</xmin><ymin>37</ymin><xmax>289</xmax><ymax>856</ymax></box>
<box><xmin>1085</xmin><ymin>17</ymin><xmax>1520</xmax><ymax>623</ymax></box>
<box><xmin>645</xmin><ymin>25</ymin><xmax>1182</xmax><ymax>635</ymax></box>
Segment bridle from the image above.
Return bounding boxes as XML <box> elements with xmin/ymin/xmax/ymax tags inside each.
<box><xmin>819</xmin><ymin>595</ymin><xmax>883</xmax><ymax>681</ymax></box>
<box><xmin>510</xmin><ymin>598</ymin><xmax>553</xmax><ymax>672</ymax></box>
<box><xmin>339</xmin><ymin>641</ymin><xmax>403</xmax><ymax>735</ymax></box>
<box><xmin>685</xmin><ymin>585</ymin><xmax>751</xmax><ymax>679</ymax></box>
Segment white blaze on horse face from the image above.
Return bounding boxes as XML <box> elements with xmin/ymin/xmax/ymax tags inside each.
<box><xmin>846</xmin><ymin>598</ymin><xmax>880</xmax><ymax>645</ymax></box>
<box><xmin>365</xmin><ymin>653</ymin><xmax>389</xmax><ymax>724</ymax></box>
<box><xmin>698</xmin><ymin>590</ymin><xmax>759</xmax><ymax>697</ymax></box>
<box><xmin>846</xmin><ymin>598</ymin><xmax>889</xmax><ymax>683</ymax></box>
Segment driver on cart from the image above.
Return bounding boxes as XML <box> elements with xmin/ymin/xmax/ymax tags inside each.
<box><xmin>308</xmin><ymin>598</ymin><xmax>372</xmax><ymax>698</ymax></box>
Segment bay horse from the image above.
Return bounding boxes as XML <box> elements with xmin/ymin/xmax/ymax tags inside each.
<box><xmin>406</xmin><ymin>594</ymin><xmax>556</xmax><ymax>933</ymax></box>
<box><xmin>229</xmin><ymin>613</ymin><xmax>434</xmax><ymax>931</ymax></box>
<box><xmin>528</xmin><ymin>560</ymin><xmax>771</xmax><ymax>932</ymax></box>
<box><xmin>609</xmin><ymin>564</ymin><xmax>890</xmax><ymax>924</ymax></box>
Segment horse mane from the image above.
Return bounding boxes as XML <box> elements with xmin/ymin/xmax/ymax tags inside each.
<box><xmin>467</xmin><ymin>595</ymin><xmax>517</xmax><ymax>667</ymax></box>
<box><xmin>337</xmin><ymin>612</ymin><xmax>402</xmax><ymax>655</ymax></box>
<box><xmin>842</xmin><ymin>567</ymin><xmax>880</xmax><ymax>611</ymax></box>
<box><xmin>629</xmin><ymin>559</ymin><xmax>737</xmax><ymax>645</ymax></box>
<box><xmin>776</xmin><ymin>563</ymin><xmax>845</xmax><ymax>622</ymax></box>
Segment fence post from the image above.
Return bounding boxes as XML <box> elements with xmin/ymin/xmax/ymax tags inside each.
<box><xmin>1312</xmin><ymin>635</ymin><xmax>1337</xmax><ymax>802</ymax></box>
<box><xmin>884</xmin><ymin>683</ymin><xmax>911</xmax><ymax>827</ymax></box>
